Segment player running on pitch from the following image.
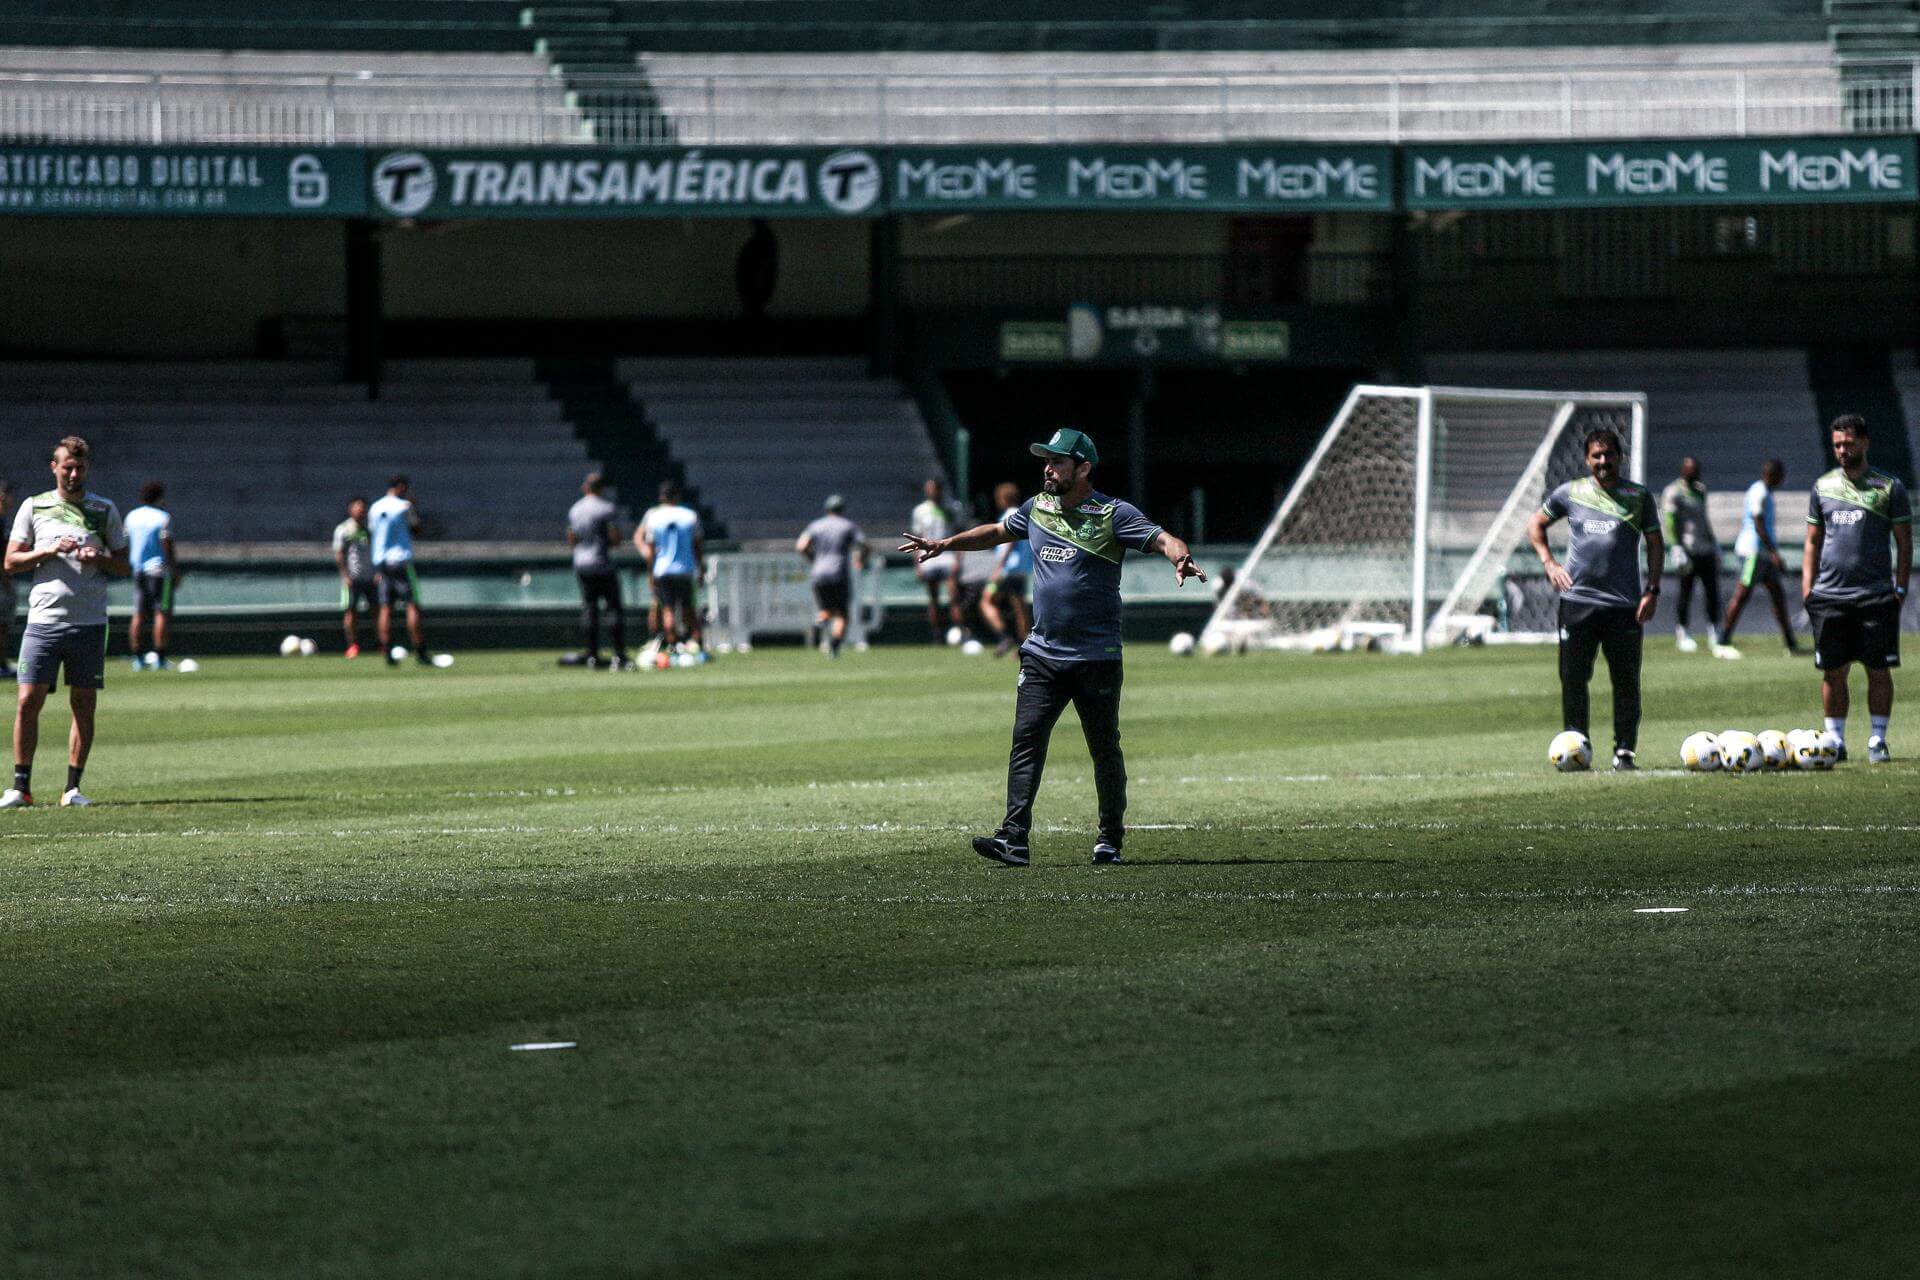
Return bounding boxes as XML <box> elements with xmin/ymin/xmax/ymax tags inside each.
<box><xmin>1802</xmin><ymin>416</ymin><xmax>1911</xmax><ymax>763</ymax></box>
<box><xmin>1660</xmin><ymin>457</ymin><xmax>1730</xmax><ymax>657</ymax></box>
<box><xmin>797</xmin><ymin>495</ymin><xmax>868</xmax><ymax>658</ymax></box>
<box><xmin>1719</xmin><ymin>459</ymin><xmax>1801</xmax><ymax>657</ymax></box>
<box><xmin>1527</xmin><ymin>427</ymin><xmax>1663</xmax><ymax>771</ymax></box>
<box><xmin>123</xmin><ymin>481</ymin><xmax>177</xmax><ymax>670</ymax></box>
<box><xmin>4</xmin><ymin>436</ymin><xmax>129</xmax><ymax>809</ymax></box>
<box><xmin>901</xmin><ymin>428</ymin><xmax>1204</xmax><ymax>867</ymax></box>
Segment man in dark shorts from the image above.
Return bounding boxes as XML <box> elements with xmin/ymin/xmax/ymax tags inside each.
<box><xmin>566</xmin><ymin>472</ymin><xmax>629</xmax><ymax>669</ymax></box>
<box><xmin>901</xmin><ymin>428</ymin><xmax>1207</xmax><ymax>867</ymax></box>
<box><xmin>1803</xmin><ymin>415</ymin><xmax>1911</xmax><ymax>763</ymax></box>
<box><xmin>796</xmin><ymin>494</ymin><xmax>867</xmax><ymax>658</ymax></box>
<box><xmin>637</xmin><ymin>481</ymin><xmax>704</xmax><ymax>653</ymax></box>
<box><xmin>981</xmin><ymin>481</ymin><xmax>1032</xmax><ymax>657</ymax></box>
<box><xmin>1659</xmin><ymin>457</ymin><xmax>1724</xmax><ymax>655</ymax></box>
<box><xmin>4</xmin><ymin>436</ymin><xmax>129</xmax><ymax>809</ymax></box>
<box><xmin>122</xmin><ymin>481</ymin><xmax>177</xmax><ymax>670</ymax></box>
<box><xmin>1527</xmin><ymin>428</ymin><xmax>1664</xmax><ymax>771</ymax></box>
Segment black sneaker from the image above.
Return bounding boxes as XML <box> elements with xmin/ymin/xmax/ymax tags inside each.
<box><xmin>1092</xmin><ymin>842</ymin><xmax>1123</xmax><ymax>865</ymax></box>
<box><xmin>972</xmin><ymin>835</ymin><xmax>1030</xmax><ymax>867</ymax></box>
<box><xmin>1612</xmin><ymin>749</ymin><xmax>1638</xmax><ymax>772</ymax></box>
<box><xmin>1836</xmin><ymin>742</ymin><xmax>1849</xmax><ymax>763</ymax></box>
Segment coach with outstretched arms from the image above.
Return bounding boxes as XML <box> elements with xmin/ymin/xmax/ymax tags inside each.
<box><xmin>900</xmin><ymin>429</ymin><xmax>1204</xmax><ymax>867</ymax></box>
<box><xmin>3</xmin><ymin>436</ymin><xmax>129</xmax><ymax>809</ymax></box>
<box><xmin>1802</xmin><ymin>415</ymin><xmax>1911</xmax><ymax>763</ymax></box>
<box><xmin>1526</xmin><ymin>428</ymin><xmax>1663</xmax><ymax>772</ymax></box>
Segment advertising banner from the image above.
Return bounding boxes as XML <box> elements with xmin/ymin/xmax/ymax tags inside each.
<box><xmin>0</xmin><ymin>145</ymin><xmax>364</xmax><ymax>216</ymax></box>
<box><xmin>1404</xmin><ymin>136</ymin><xmax>1919</xmax><ymax>209</ymax></box>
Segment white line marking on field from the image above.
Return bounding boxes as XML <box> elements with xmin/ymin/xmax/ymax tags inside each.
<box><xmin>1633</xmin><ymin>907</ymin><xmax>1690</xmax><ymax>913</ymax></box>
<box><xmin>508</xmin><ymin>1042</ymin><xmax>576</xmax><ymax>1052</ymax></box>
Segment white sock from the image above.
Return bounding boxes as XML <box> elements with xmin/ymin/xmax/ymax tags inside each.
<box><xmin>1825</xmin><ymin>716</ymin><xmax>1846</xmax><ymax>744</ymax></box>
<box><xmin>1871</xmin><ymin>715</ymin><xmax>1889</xmax><ymax>741</ymax></box>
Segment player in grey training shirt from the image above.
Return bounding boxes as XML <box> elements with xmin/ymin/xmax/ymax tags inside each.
<box><xmin>901</xmin><ymin>428</ymin><xmax>1205</xmax><ymax>866</ymax></box>
<box><xmin>566</xmin><ymin>473</ymin><xmax>628</xmax><ymax>668</ymax></box>
<box><xmin>1802</xmin><ymin>415</ymin><xmax>1912</xmax><ymax>763</ymax></box>
<box><xmin>4</xmin><ymin>436</ymin><xmax>130</xmax><ymax>809</ymax></box>
<box><xmin>1527</xmin><ymin>427</ymin><xmax>1664</xmax><ymax>771</ymax></box>
<box><xmin>1660</xmin><ymin>457</ymin><xmax>1726</xmax><ymax>655</ymax></box>
<box><xmin>797</xmin><ymin>495</ymin><xmax>867</xmax><ymax>658</ymax></box>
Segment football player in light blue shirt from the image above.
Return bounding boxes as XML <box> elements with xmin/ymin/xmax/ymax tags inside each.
<box><xmin>1718</xmin><ymin>459</ymin><xmax>1801</xmax><ymax>656</ymax></box>
<box><xmin>122</xmin><ymin>481</ymin><xmax>177</xmax><ymax>669</ymax></box>
<box><xmin>637</xmin><ymin>480</ymin><xmax>704</xmax><ymax>651</ymax></box>
<box><xmin>367</xmin><ymin>475</ymin><xmax>432</xmax><ymax>666</ymax></box>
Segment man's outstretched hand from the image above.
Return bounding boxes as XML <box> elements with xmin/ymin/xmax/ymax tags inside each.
<box><xmin>898</xmin><ymin>533</ymin><xmax>944</xmax><ymax>564</ymax></box>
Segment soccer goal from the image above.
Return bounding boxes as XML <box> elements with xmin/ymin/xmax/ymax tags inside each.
<box><xmin>1202</xmin><ymin>385</ymin><xmax>1646</xmax><ymax>654</ymax></box>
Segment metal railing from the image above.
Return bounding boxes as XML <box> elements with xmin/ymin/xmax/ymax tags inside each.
<box><xmin>0</xmin><ymin>62</ymin><xmax>1912</xmax><ymax>148</ymax></box>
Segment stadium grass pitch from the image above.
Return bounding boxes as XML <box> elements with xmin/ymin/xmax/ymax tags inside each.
<box><xmin>3</xmin><ymin>643</ymin><xmax>1917</xmax><ymax>1277</ymax></box>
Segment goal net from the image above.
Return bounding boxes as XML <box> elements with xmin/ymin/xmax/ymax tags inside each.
<box><xmin>1202</xmin><ymin>385</ymin><xmax>1645</xmax><ymax>653</ymax></box>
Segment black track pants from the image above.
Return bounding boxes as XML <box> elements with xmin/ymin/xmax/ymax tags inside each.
<box><xmin>1000</xmin><ymin>652</ymin><xmax>1126</xmax><ymax>848</ymax></box>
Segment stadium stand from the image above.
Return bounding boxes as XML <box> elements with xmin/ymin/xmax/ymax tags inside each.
<box><xmin>0</xmin><ymin>48</ymin><xmax>586</xmax><ymax>146</ymax></box>
<box><xmin>0</xmin><ymin>360</ymin><xmax>595</xmax><ymax>545</ymax></box>
<box><xmin>616</xmin><ymin>357</ymin><xmax>948</xmax><ymax>543</ymax></box>
<box><xmin>1425</xmin><ymin>350</ymin><xmax>1828</xmax><ymax>491</ymax></box>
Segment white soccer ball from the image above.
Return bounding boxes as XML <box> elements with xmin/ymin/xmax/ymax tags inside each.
<box><xmin>945</xmin><ymin>626</ymin><xmax>964</xmax><ymax>647</ymax></box>
<box><xmin>1814</xmin><ymin>730</ymin><xmax>1843</xmax><ymax>768</ymax></box>
<box><xmin>1756</xmin><ymin>729</ymin><xmax>1790</xmax><ymax>770</ymax></box>
<box><xmin>279</xmin><ymin>634</ymin><xmax>301</xmax><ymax>657</ymax></box>
<box><xmin>1198</xmin><ymin>629</ymin><xmax>1231</xmax><ymax>657</ymax></box>
<box><xmin>1548</xmin><ymin>730</ymin><xmax>1593</xmax><ymax>772</ymax></box>
<box><xmin>1785</xmin><ymin>729</ymin><xmax>1816</xmax><ymax>769</ymax></box>
<box><xmin>176</xmin><ymin>658</ymin><xmax>200</xmax><ymax>674</ymax></box>
<box><xmin>1789</xmin><ymin>729</ymin><xmax>1834</xmax><ymax>770</ymax></box>
<box><xmin>298</xmin><ymin>637</ymin><xmax>318</xmax><ymax>657</ymax></box>
<box><xmin>1719</xmin><ymin>731</ymin><xmax>1765</xmax><ymax>774</ymax></box>
<box><xmin>1680</xmin><ymin>731</ymin><xmax>1721</xmax><ymax>772</ymax></box>
<box><xmin>1169</xmin><ymin>631</ymin><xmax>1196</xmax><ymax>656</ymax></box>
<box><xmin>142</xmin><ymin>650</ymin><xmax>161</xmax><ymax>669</ymax></box>
<box><xmin>961</xmin><ymin>639</ymin><xmax>985</xmax><ymax>656</ymax></box>
<box><xmin>431</xmin><ymin>653</ymin><xmax>455</xmax><ymax>669</ymax></box>
<box><xmin>389</xmin><ymin>645</ymin><xmax>408</xmax><ymax>663</ymax></box>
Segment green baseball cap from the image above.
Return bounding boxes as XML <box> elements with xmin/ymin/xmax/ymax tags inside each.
<box><xmin>1031</xmin><ymin>428</ymin><xmax>1099</xmax><ymax>466</ymax></box>
<box><xmin>824</xmin><ymin>493</ymin><xmax>845</xmax><ymax>512</ymax></box>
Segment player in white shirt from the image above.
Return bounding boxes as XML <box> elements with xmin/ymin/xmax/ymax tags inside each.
<box><xmin>1718</xmin><ymin>459</ymin><xmax>1802</xmax><ymax>656</ymax></box>
<box><xmin>4</xmin><ymin>436</ymin><xmax>130</xmax><ymax>808</ymax></box>
<box><xmin>368</xmin><ymin>475</ymin><xmax>433</xmax><ymax>666</ymax></box>
<box><xmin>910</xmin><ymin>477</ymin><xmax>963</xmax><ymax>642</ymax></box>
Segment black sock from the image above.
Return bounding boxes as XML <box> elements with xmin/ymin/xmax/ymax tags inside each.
<box><xmin>12</xmin><ymin>764</ymin><xmax>27</xmax><ymax>793</ymax></box>
<box><xmin>66</xmin><ymin>764</ymin><xmax>82</xmax><ymax>793</ymax></box>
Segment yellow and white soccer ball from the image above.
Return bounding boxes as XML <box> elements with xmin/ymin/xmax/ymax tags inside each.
<box><xmin>1718</xmin><ymin>730</ymin><xmax>1765</xmax><ymax>774</ymax></box>
<box><xmin>1813</xmin><ymin>730</ymin><xmax>1843</xmax><ymax>768</ymax></box>
<box><xmin>1680</xmin><ymin>731</ymin><xmax>1721</xmax><ymax>772</ymax></box>
<box><xmin>1548</xmin><ymin>730</ymin><xmax>1593</xmax><ymax>772</ymax></box>
<box><xmin>1169</xmin><ymin>631</ymin><xmax>1196</xmax><ymax>656</ymax></box>
<box><xmin>279</xmin><ymin>634</ymin><xmax>302</xmax><ymax>657</ymax></box>
<box><xmin>1788</xmin><ymin>729</ymin><xmax>1836</xmax><ymax>770</ymax></box>
<box><xmin>1756</xmin><ymin>729</ymin><xmax>1790</xmax><ymax>770</ymax></box>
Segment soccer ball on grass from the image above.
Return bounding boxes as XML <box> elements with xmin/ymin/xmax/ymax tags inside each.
<box><xmin>1718</xmin><ymin>731</ymin><xmax>1765</xmax><ymax>774</ymax></box>
<box><xmin>1548</xmin><ymin>730</ymin><xmax>1592</xmax><ymax>772</ymax></box>
<box><xmin>1680</xmin><ymin>732</ymin><xmax>1721</xmax><ymax>772</ymax></box>
<box><xmin>1168</xmin><ymin>632</ymin><xmax>1196</xmax><ymax>656</ymax></box>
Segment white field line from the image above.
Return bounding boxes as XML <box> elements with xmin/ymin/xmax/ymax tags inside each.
<box><xmin>5</xmin><ymin>818</ymin><xmax>1920</xmax><ymax>844</ymax></box>
<box><xmin>22</xmin><ymin>883</ymin><xmax>1920</xmax><ymax>910</ymax></box>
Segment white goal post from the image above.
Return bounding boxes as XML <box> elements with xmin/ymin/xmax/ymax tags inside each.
<box><xmin>1202</xmin><ymin>384</ymin><xmax>1646</xmax><ymax>654</ymax></box>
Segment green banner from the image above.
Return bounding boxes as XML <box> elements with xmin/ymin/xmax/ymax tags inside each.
<box><xmin>0</xmin><ymin>145</ymin><xmax>364</xmax><ymax>216</ymax></box>
<box><xmin>1405</xmin><ymin>135</ymin><xmax>1919</xmax><ymax>209</ymax></box>
<box><xmin>366</xmin><ymin>146</ymin><xmax>884</xmax><ymax>219</ymax></box>
<box><xmin>1000</xmin><ymin>305</ymin><xmax>1294</xmax><ymax>365</ymax></box>
<box><xmin>891</xmin><ymin>145</ymin><xmax>1394</xmax><ymax>213</ymax></box>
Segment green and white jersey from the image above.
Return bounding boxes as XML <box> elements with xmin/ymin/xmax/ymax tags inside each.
<box><xmin>1540</xmin><ymin>478</ymin><xmax>1655</xmax><ymax>610</ymax></box>
<box><xmin>1807</xmin><ymin>467</ymin><xmax>1911</xmax><ymax>605</ymax></box>
<box><xmin>8</xmin><ymin>489</ymin><xmax>126</xmax><ymax>625</ymax></box>
<box><xmin>1659</xmin><ymin>477</ymin><xmax>1716</xmax><ymax>556</ymax></box>
<box><xmin>332</xmin><ymin>518</ymin><xmax>374</xmax><ymax>584</ymax></box>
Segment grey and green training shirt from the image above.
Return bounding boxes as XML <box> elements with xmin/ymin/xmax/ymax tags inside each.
<box><xmin>1002</xmin><ymin>490</ymin><xmax>1162</xmax><ymax>663</ymax></box>
<box><xmin>1540</xmin><ymin>478</ymin><xmax>1656</xmax><ymax>610</ymax></box>
<box><xmin>1806</xmin><ymin>467</ymin><xmax>1911</xmax><ymax>605</ymax></box>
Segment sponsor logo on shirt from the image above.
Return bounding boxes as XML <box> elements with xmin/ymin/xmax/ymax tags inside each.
<box><xmin>1581</xmin><ymin>519</ymin><xmax>1618</xmax><ymax>534</ymax></box>
<box><xmin>1832</xmin><ymin>509</ymin><xmax>1865</xmax><ymax>526</ymax></box>
<box><xmin>1037</xmin><ymin>544</ymin><xmax>1078</xmax><ymax>563</ymax></box>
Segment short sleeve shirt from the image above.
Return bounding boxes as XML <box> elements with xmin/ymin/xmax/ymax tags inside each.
<box><xmin>368</xmin><ymin>494</ymin><xmax>415</xmax><ymax>566</ymax></box>
<box><xmin>1002</xmin><ymin>490</ymin><xmax>1162</xmax><ymax>662</ymax></box>
<box><xmin>568</xmin><ymin>494</ymin><xmax>619</xmax><ymax>573</ymax></box>
<box><xmin>1659</xmin><ymin>479</ymin><xmax>1716</xmax><ymax>556</ymax></box>
<box><xmin>332</xmin><ymin>519</ymin><xmax>374</xmax><ymax>583</ymax></box>
<box><xmin>1807</xmin><ymin>468</ymin><xmax>1911</xmax><ymax>605</ymax></box>
<box><xmin>1540</xmin><ymin>478</ymin><xmax>1654</xmax><ymax>610</ymax></box>
<box><xmin>9</xmin><ymin>489</ymin><xmax>127</xmax><ymax>626</ymax></box>
<box><xmin>800</xmin><ymin>513</ymin><xmax>863</xmax><ymax>583</ymax></box>
<box><xmin>123</xmin><ymin>504</ymin><xmax>173</xmax><ymax>576</ymax></box>
<box><xmin>1734</xmin><ymin>481</ymin><xmax>1774</xmax><ymax>560</ymax></box>
<box><xmin>642</xmin><ymin>504</ymin><xmax>702</xmax><ymax>578</ymax></box>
